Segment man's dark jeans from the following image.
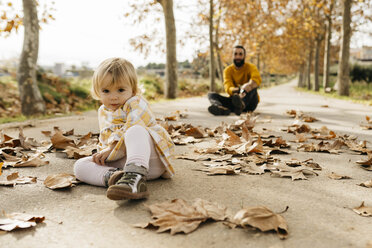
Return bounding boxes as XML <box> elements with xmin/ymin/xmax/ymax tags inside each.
<box><xmin>208</xmin><ymin>88</ymin><xmax>258</xmax><ymax>112</ymax></box>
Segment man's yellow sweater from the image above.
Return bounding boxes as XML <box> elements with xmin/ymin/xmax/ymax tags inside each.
<box><xmin>223</xmin><ymin>63</ymin><xmax>262</xmax><ymax>98</ymax></box>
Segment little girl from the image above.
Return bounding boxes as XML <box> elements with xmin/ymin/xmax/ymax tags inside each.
<box><xmin>74</xmin><ymin>58</ymin><xmax>175</xmax><ymax>200</ymax></box>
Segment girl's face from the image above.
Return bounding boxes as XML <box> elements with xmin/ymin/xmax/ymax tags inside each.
<box><xmin>99</xmin><ymin>82</ymin><xmax>133</xmax><ymax>111</ymax></box>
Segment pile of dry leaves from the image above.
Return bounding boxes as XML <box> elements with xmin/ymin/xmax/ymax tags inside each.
<box><xmin>1</xmin><ymin>108</ymin><xmax>371</xmax><ymax>237</ymax></box>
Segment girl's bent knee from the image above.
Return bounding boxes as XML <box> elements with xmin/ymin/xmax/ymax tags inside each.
<box><xmin>73</xmin><ymin>157</ymin><xmax>92</xmax><ymax>179</ymax></box>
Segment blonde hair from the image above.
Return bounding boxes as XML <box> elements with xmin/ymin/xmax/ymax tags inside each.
<box><xmin>91</xmin><ymin>58</ymin><xmax>138</xmax><ymax>100</ymax></box>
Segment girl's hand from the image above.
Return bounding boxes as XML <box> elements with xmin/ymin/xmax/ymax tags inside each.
<box><xmin>93</xmin><ymin>148</ymin><xmax>111</xmax><ymax>166</ymax></box>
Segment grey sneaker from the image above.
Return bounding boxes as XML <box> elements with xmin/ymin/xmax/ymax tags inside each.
<box><xmin>106</xmin><ymin>172</ymin><xmax>149</xmax><ymax>200</ymax></box>
<box><xmin>107</xmin><ymin>170</ymin><xmax>125</xmax><ymax>187</ymax></box>
<box><xmin>103</xmin><ymin>168</ymin><xmax>123</xmax><ymax>187</ymax></box>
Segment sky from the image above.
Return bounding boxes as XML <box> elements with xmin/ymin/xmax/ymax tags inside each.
<box><xmin>1</xmin><ymin>0</ymin><xmax>371</xmax><ymax>70</ymax></box>
<box><xmin>0</xmin><ymin>0</ymin><xmax>202</xmax><ymax>69</ymax></box>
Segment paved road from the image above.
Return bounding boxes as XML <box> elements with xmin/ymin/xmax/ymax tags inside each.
<box><xmin>1</xmin><ymin>80</ymin><xmax>372</xmax><ymax>248</ymax></box>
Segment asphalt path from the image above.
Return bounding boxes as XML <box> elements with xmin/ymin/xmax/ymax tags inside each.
<box><xmin>1</xmin><ymin>80</ymin><xmax>372</xmax><ymax>248</ymax></box>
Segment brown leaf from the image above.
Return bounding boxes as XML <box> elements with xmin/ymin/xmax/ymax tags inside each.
<box><xmin>302</xmin><ymin>115</ymin><xmax>318</xmax><ymax>123</ymax></box>
<box><xmin>173</xmin><ymin>136</ymin><xmax>201</xmax><ymax>145</ymax></box>
<box><xmin>134</xmin><ymin>199</ymin><xmax>227</xmax><ymax>235</ymax></box>
<box><xmin>41</xmin><ymin>130</ymin><xmax>52</xmax><ymax>137</ymax></box>
<box><xmin>63</xmin><ymin>146</ymin><xmax>92</xmax><ymax>159</ymax></box>
<box><xmin>366</xmin><ymin>241</ymin><xmax>372</xmax><ymax>248</ymax></box>
<box><xmin>201</xmin><ymin>165</ymin><xmax>241</xmax><ymax>175</ymax></box>
<box><xmin>44</xmin><ymin>173</ymin><xmax>78</xmax><ymax>189</ymax></box>
<box><xmin>353</xmin><ymin>202</ymin><xmax>372</xmax><ymax>217</ymax></box>
<box><xmin>358</xmin><ymin>180</ymin><xmax>372</xmax><ymax>188</ymax></box>
<box><xmin>0</xmin><ymin>212</ymin><xmax>45</xmax><ymax>232</ymax></box>
<box><xmin>184</xmin><ymin>127</ymin><xmax>204</xmax><ymax>138</ymax></box>
<box><xmin>0</xmin><ymin>172</ymin><xmax>37</xmax><ymax>186</ymax></box>
<box><xmin>328</xmin><ymin>172</ymin><xmax>351</xmax><ymax>180</ymax></box>
<box><xmin>51</xmin><ymin>132</ymin><xmax>76</xmax><ymax>149</ymax></box>
<box><xmin>225</xmin><ymin>129</ymin><xmax>242</xmax><ymax>146</ymax></box>
<box><xmin>356</xmin><ymin>157</ymin><xmax>372</xmax><ymax>171</ymax></box>
<box><xmin>293</xmin><ymin>133</ymin><xmax>308</xmax><ymax>143</ymax></box>
<box><xmin>285</xmin><ymin>158</ymin><xmax>322</xmax><ymax>170</ymax></box>
<box><xmin>232</xmin><ymin>206</ymin><xmax>289</xmax><ymax>239</ymax></box>
<box><xmin>312</xmin><ymin>131</ymin><xmax>336</xmax><ymax>140</ymax></box>
<box><xmin>64</xmin><ymin>129</ymin><xmax>74</xmax><ymax>136</ymax></box>
<box><xmin>286</xmin><ymin>109</ymin><xmax>297</xmax><ymax>118</ymax></box>
<box><xmin>271</xmin><ymin>166</ymin><xmax>318</xmax><ymax>181</ymax></box>
<box><xmin>76</xmin><ymin>132</ymin><xmax>92</xmax><ymax>147</ymax></box>
<box><xmin>14</xmin><ymin>154</ymin><xmax>49</xmax><ymax>168</ymax></box>
<box><xmin>243</xmin><ymin>164</ymin><xmax>265</xmax><ymax>175</ymax></box>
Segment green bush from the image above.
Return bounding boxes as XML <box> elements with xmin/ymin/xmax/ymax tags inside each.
<box><xmin>69</xmin><ymin>85</ymin><xmax>90</xmax><ymax>98</ymax></box>
<box><xmin>38</xmin><ymin>82</ymin><xmax>65</xmax><ymax>103</ymax></box>
<box><xmin>139</xmin><ymin>75</ymin><xmax>164</xmax><ymax>100</ymax></box>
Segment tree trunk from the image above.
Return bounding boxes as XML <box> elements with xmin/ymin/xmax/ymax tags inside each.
<box><xmin>17</xmin><ymin>0</ymin><xmax>45</xmax><ymax>116</ymax></box>
<box><xmin>216</xmin><ymin>52</ymin><xmax>223</xmax><ymax>83</ymax></box>
<box><xmin>323</xmin><ymin>0</ymin><xmax>334</xmax><ymax>91</ymax></box>
<box><xmin>214</xmin><ymin>2</ymin><xmax>223</xmax><ymax>84</ymax></box>
<box><xmin>307</xmin><ymin>41</ymin><xmax>314</xmax><ymax>90</ymax></box>
<box><xmin>314</xmin><ymin>37</ymin><xmax>322</xmax><ymax>91</ymax></box>
<box><xmin>298</xmin><ymin>69</ymin><xmax>304</xmax><ymax>88</ymax></box>
<box><xmin>209</xmin><ymin>0</ymin><xmax>216</xmax><ymax>92</ymax></box>
<box><xmin>337</xmin><ymin>0</ymin><xmax>352</xmax><ymax>96</ymax></box>
<box><xmin>158</xmin><ymin>0</ymin><xmax>178</xmax><ymax>99</ymax></box>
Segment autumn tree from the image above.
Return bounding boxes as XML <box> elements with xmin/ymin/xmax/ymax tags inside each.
<box><xmin>125</xmin><ymin>0</ymin><xmax>178</xmax><ymax>99</ymax></box>
<box><xmin>209</xmin><ymin>0</ymin><xmax>216</xmax><ymax>92</ymax></box>
<box><xmin>322</xmin><ymin>0</ymin><xmax>335</xmax><ymax>91</ymax></box>
<box><xmin>336</xmin><ymin>0</ymin><xmax>352</xmax><ymax>96</ymax></box>
<box><xmin>17</xmin><ymin>0</ymin><xmax>46</xmax><ymax>115</ymax></box>
<box><xmin>1</xmin><ymin>1</ymin><xmax>54</xmax><ymax>115</ymax></box>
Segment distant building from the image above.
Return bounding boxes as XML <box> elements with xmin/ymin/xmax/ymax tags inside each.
<box><xmin>351</xmin><ymin>46</ymin><xmax>372</xmax><ymax>62</ymax></box>
<box><xmin>53</xmin><ymin>63</ymin><xmax>65</xmax><ymax>76</ymax></box>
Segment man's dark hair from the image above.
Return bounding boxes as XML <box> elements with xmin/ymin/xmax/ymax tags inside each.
<box><xmin>234</xmin><ymin>45</ymin><xmax>246</xmax><ymax>56</ymax></box>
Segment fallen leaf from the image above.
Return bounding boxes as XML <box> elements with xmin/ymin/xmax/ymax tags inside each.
<box><xmin>302</xmin><ymin>115</ymin><xmax>318</xmax><ymax>123</ymax></box>
<box><xmin>173</xmin><ymin>136</ymin><xmax>201</xmax><ymax>145</ymax></box>
<box><xmin>41</xmin><ymin>130</ymin><xmax>52</xmax><ymax>137</ymax></box>
<box><xmin>225</xmin><ymin>129</ymin><xmax>242</xmax><ymax>146</ymax></box>
<box><xmin>199</xmin><ymin>165</ymin><xmax>241</xmax><ymax>175</ymax></box>
<box><xmin>294</xmin><ymin>133</ymin><xmax>308</xmax><ymax>143</ymax></box>
<box><xmin>231</xmin><ymin>206</ymin><xmax>288</xmax><ymax>239</ymax></box>
<box><xmin>243</xmin><ymin>164</ymin><xmax>265</xmax><ymax>175</ymax></box>
<box><xmin>134</xmin><ymin>199</ymin><xmax>227</xmax><ymax>235</ymax></box>
<box><xmin>271</xmin><ymin>166</ymin><xmax>318</xmax><ymax>181</ymax></box>
<box><xmin>356</xmin><ymin>157</ymin><xmax>372</xmax><ymax>171</ymax></box>
<box><xmin>285</xmin><ymin>158</ymin><xmax>322</xmax><ymax>170</ymax></box>
<box><xmin>366</xmin><ymin>241</ymin><xmax>372</xmax><ymax>248</ymax></box>
<box><xmin>14</xmin><ymin>154</ymin><xmax>49</xmax><ymax>168</ymax></box>
<box><xmin>0</xmin><ymin>212</ymin><xmax>45</xmax><ymax>232</ymax></box>
<box><xmin>0</xmin><ymin>172</ymin><xmax>37</xmax><ymax>186</ymax></box>
<box><xmin>44</xmin><ymin>173</ymin><xmax>78</xmax><ymax>189</ymax></box>
<box><xmin>184</xmin><ymin>126</ymin><xmax>205</xmax><ymax>138</ymax></box>
<box><xmin>76</xmin><ymin>132</ymin><xmax>92</xmax><ymax>147</ymax></box>
<box><xmin>353</xmin><ymin>202</ymin><xmax>372</xmax><ymax>217</ymax></box>
<box><xmin>51</xmin><ymin>132</ymin><xmax>76</xmax><ymax>149</ymax></box>
<box><xmin>358</xmin><ymin>180</ymin><xmax>372</xmax><ymax>188</ymax></box>
<box><xmin>63</xmin><ymin>146</ymin><xmax>93</xmax><ymax>159</ymax></box>
<box><xmin>328</xmin><ymin>172</ymin><xmax>351</xmax><ymax>180</ymax></box>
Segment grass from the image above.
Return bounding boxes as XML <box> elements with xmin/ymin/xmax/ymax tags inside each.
<box><xmin>296</xmin><ymin>75</ymin><xmax>372</xmax><ymax>105</ymax></box>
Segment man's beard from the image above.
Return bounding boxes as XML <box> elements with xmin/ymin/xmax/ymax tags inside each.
<box><xmin>233</xmin><ymin>58</ymin><xmax>245</xmax><ymax>68</ymax></box>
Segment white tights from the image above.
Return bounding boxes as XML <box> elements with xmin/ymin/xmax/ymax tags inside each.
<box><xmin>74</xmin><ymin>125</ymin><xmax>166</xmax><ymax>187</ymax></box>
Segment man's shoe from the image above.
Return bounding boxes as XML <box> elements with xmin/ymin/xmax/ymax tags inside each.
<box><xmin>106</xmin><ymin>172</ymin><xmax>149</xmax><ymax>200</ymax></box>
<box><xmin>231</xmin><ymin>95</ymin><xmax>245</xmax><ymax>116</ymax></box>
<box><xmin>208</xmin><ymin>105</ymin><xmax>231</xmax><ymax>116</ymax></box>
